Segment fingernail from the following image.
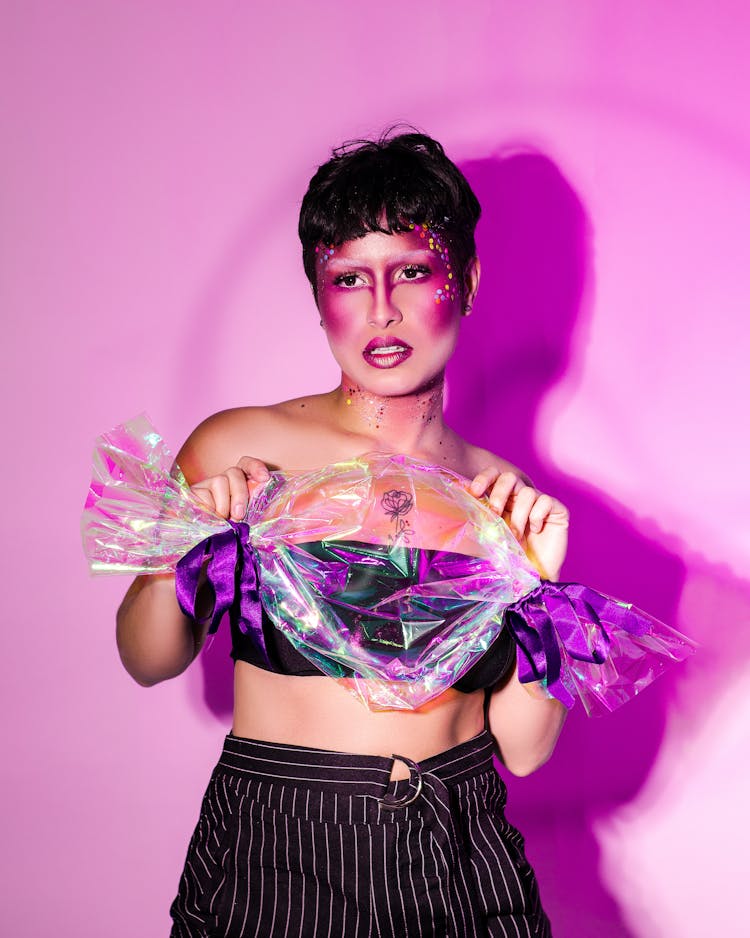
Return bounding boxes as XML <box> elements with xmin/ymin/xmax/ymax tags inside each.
<box><xmin>232</xmin><ymin>503</ymin><xmax>244</xmax><ymax>518</ymax></box>
<box><xmin>259</xmin><ymin>469</ymin><xmax>270</xmax><ymax>480</ymax></box>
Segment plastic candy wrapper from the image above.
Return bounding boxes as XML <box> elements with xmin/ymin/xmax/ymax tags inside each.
<box><xmin>83</xmin><ymin>416</ymin><xmax>696</xmax><ymax>713</ymax></box>
<box><xmin>82</xmin><ymin>414</ymin><xmax>230</xmax><ymax>573</ymax></box>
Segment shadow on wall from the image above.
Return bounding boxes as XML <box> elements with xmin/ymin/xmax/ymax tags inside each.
<box><xmin>447</xmin><ymin>151</ymin><xmax>683</xmax><ymax>937</ymax></box>
<box><xmin>448</xmin><ymin>150</ymin><xmax>750</xmax><ymax>936</ymax></box>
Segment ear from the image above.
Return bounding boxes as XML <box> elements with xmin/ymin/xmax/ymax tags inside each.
<box><xmin>462</xmin><ymin>256</ymin><xmax>481</xmax><ymax>311</ymax></box>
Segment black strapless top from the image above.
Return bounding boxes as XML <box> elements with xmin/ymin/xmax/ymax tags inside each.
<box><xmin>230</xmin><ymin>538</ymin><xmax>517</xmax><ymax>694</ymax></box>
<box><xmin>231</xmin><ymin>610</ymin><xmax>515</xmax><ymax>693</ymax></box>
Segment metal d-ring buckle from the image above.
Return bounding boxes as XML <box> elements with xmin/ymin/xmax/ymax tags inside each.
<box><xmin>378</xmin><ymin>755</ymin><xmax>423</xmax><ymax>809</ymax></box>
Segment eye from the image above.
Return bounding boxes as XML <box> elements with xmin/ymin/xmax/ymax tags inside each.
<box><xmin>332</xmin><ymin>272</ymin><xmax>365</xmax><ymax>288</ymax></box>
<box><xmin>400</xmin><ymin>264</ymin><xmax>431</xmax><ymax>281</ymax></box>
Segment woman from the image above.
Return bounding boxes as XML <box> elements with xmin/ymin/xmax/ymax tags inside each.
<box><xmin>116</xmin><ymin>131</ymin><xmax>569</xmax><ymax>937</ymax></box>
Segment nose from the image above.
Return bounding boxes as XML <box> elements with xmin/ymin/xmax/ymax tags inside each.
<box><xmin>367</xmin><ymin>283</ymin><xmax>403</xmax><ymax>328</ymax></box>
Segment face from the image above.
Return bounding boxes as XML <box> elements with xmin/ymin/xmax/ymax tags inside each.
<box><xmin>316</xmin><ymin>226</ymin><xmax>477</xmax><ymax>395</ymax></box>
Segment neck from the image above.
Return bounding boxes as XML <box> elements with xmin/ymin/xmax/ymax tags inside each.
<box><xmin>332</xmin><ymin>373</ymin><xmax>449</xmax><ymax>454</ymax></box>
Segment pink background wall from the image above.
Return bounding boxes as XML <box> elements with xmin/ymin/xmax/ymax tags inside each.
<box><xmin>3</xmin><ymin>2</ymin><xmax>748</xmax><ymax>935</ymax></box>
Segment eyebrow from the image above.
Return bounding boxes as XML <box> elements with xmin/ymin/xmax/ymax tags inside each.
<box><xmin>325</xmin><ymin>250</ymin><xmax>435</xmax><ymax>268</ymax></box>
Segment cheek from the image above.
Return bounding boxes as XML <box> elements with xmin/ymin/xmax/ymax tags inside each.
<box><xmin>318</xmin><ymin>291</ymin><xmax>362</xmax><ymax>342</ymax></box>
<box><xmin>323</xmin><ymin>313</ymin><xmax>350</xmax><ymax>342</ymax></box>
<box><xmin>422</xmin><ymin>301</ymin><xmax>458</xmax><ymax>335</ymax></box>
<box><xmin>429</xmin><ymin>310</ymin><xmax>462</xmax><ymax>357</ymax></box>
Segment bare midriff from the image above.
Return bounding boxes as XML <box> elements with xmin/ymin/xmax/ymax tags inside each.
<box><xmin>232</xmin><ymin>660</ymin><xmax>487</xmax><ymax>780</ymax></box>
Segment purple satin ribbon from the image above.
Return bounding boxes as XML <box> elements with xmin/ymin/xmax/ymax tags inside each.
<box><xmin>175</xmin><ymin>522</ymin><xmax>266</xmax><ymax>654</ymax></box>
<box><xmin>506</xmin><ymin>582</ymin><xmax>649</xmax><ymax>708</ymax></box>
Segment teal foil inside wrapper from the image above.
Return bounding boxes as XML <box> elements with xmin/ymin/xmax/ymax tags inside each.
<box><xmin>254</xmin><ymin>539</ymin><xmax>513</xmax><ymax>709</ymax></box>
<box><xmin>82</xmin><ymin>416</ymin><xmax>696</xmax><ymax>713</ymax></box>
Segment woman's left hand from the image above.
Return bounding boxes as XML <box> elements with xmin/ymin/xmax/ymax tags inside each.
<box><xmin>469</xmin><ymin>468</ymin><xmax>569</xmax><ymax>581</ymax></box>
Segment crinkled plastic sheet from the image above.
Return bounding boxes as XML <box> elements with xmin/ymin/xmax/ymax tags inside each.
<box><xmin>83</xmin><ymin>416</ymin><xmax>696</xmax><ymax>713</ymax></box>
<box><xmin>82</xmin><ymin>414</ymin><xmax>229</xmax><ymax>573</ymax></box>
<box><xmin>243</xmin><ymin>456</ymin><xmax>540</xmax><ymax>709</ymax></box>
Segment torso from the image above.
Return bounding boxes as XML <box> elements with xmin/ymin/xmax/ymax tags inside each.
<box><xmin>232</xmin><ymin>665</ymin><xmax>486</xmax><ymax>778</ymax></box>
<box><xmin>178</xmin><ymin>391</ymin><xmax>523</xmax><ymax>777</ymax></box>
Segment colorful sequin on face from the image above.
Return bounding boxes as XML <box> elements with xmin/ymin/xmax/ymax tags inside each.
<box><xmin>407</xmin><ymin>222</ymin><xmax>457</xmax><ymax>304</ymax></box>
<box><xmin>316</xmin><ymin>244</ymin><xmax>336</xmax><ymax>266</ymax></box>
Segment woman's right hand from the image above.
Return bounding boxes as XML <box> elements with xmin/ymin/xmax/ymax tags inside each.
<box><xmin>190</xmin><ymin>457</ymin><xmax>271</xmax><ymax>520</ymax></box>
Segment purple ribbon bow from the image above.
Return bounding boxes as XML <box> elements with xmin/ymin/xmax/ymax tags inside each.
<box><xmin>175</xmin><ymin>522</ymin><xmax>267</xmax><ymax>656</ymax></box>
<box><xmin>505</xmin><ymin>581</ymin><xmax>649</xmax><ymax>708</ymax></box>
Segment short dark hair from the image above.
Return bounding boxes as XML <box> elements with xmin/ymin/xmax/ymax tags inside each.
<box><xmin>299</xmin><ymin>128</ymin><xmax>481</xmax><ymax>300</ymax></box>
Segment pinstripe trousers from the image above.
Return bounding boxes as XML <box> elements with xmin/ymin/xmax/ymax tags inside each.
<box><xmin>169</xmin><ymin>731</ymin><xmax>551</xmax><ymax>937</ymax></box>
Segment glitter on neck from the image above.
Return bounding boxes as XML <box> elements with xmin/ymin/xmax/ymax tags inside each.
<box><xmin>340</xmin><ymin>382</ymin><xmax>445</xmax><ymax>436</ymax></box>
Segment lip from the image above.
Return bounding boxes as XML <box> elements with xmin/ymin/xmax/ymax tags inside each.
<box><xmin>363</xmin><ymin>336</ymin><xmax>413</xmax><ymax>369</ymax></box>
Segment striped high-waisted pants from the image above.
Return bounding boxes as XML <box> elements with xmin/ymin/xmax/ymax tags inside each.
<box><xmin>169</xmin><ymin>730</ymin><xmax>551</xmax><ymax>937</ymax></box>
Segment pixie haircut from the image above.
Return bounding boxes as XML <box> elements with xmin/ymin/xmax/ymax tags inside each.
<box><xmin>299</xmin><ymin>129</ymin><xmax>481</xmax><ymax>300</ymax></box>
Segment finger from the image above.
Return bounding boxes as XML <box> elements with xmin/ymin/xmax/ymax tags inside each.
<box><xmin>190</xmin><ymin>485</ymin><xmax>216</xmax><ymax>512</ymax></box>
<box><xmin>469</xmin><ymin>466</ymin><xmax>502</xmax><ymax>496</ymax></box>
<box><xmin>508</xmin><ymin>485</ymin><xmax>538</xmax><ymax>539</ymax></box>
<box><xmin>527</xmin><ymin>493</ymin><xmax>554</xmax><ymax>534</ymax></box>
<box><xmin>205</xmin><ymin>475</ymin><xmax>231</xmax><ymax>519</ymax></box>
<box><xmin>236</xmin><ymin>456</ymin><xmax>271</xmax><ymax>483</ymax></box>
<box><xmin>488</xmin><ymin>472</ymin><xmax>523</xmax><ymax>513</ymax></box>
<box><xmin>224</xmin><ymin>466</ymin><xmax>253</xmax><ymax>519</ymax></box>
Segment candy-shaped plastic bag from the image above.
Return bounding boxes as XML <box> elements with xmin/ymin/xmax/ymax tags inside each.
<box><xmin>83</xmin><ymin>416</ymin><xmax>696</xmax><ymax>712</ymax></box>
<box><xmin>238</xmin><ymin>454</ymin><xmax>541</xmax><ymax>709</ymax></box>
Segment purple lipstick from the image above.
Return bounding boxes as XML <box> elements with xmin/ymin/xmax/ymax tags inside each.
<box><xmin>362</xmin><ymin>336</ymin><xmax>413</xmax><ymax>369</ymax></box>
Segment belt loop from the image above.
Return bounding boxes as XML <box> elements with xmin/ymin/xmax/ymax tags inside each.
<box><xmin>378</xmin><ymin>755</ymin><xmax>423</xmax><ymax>809</ymax></box>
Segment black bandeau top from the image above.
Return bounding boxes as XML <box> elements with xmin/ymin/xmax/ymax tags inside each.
<box><xmin>230</xmin><ymin>608</ymin><xmax>516</xmax><ymax>694</ymax></box>
<box><xmin>228</xmin><ymin>537</ymin><xmax>518</xmax><ymax>695</ymax></box>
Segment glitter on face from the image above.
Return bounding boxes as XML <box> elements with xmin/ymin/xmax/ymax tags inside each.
<box><xmin>407</xmin><ymin>221</ymin><xmax>457</xmax><ymax>304</ymax></box>
<box><xmin>316</xmin><ymin>244</ymin><xmax>336</xmax><ymax>266</ymax></box>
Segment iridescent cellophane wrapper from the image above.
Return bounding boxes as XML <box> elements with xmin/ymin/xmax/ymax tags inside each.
<box><xmin>244</xmin><ymin>455</ymin><xmax>540</xmax><ymax>710</ymax></box>
<box><xmin>82</xmin><ymin>416</ymin><xmax>696</xmax><ymax>713</ymax></box>
<box><xmin>82</xmin><ymin>414</ymin><xmax>230</xmax><ymax>573</ymax></box>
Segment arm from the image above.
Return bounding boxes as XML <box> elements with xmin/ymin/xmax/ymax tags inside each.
<box><xmin>115</xmin><ymin>410</ymin><xmax>271</xmax><ymax>686</ymax></box>
<box><xmin>469</xmin><ymin>462</ymin><xmax>570</xmax><ymax>773</ymax></box>
<box><xmin>486</xmin><ymin>665</ymin><xmax>567</xmax><ymax>776</ymax></box>
<box><xmin>116</xmin><ymin>572</ymin><xmax>206</xmax><ymax>687</ymax></box>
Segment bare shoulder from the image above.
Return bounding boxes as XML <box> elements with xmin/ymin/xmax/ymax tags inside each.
<box><xmin>175</xmin><ymin>393</ymin><xmax>332</xmax><ymax>484</ymax></box>
<box><xmin>175</xmin><ymin>405</ymin><xmax>284</xmax><ymax>483</ymax></box>
<box><xmin>459</xmin><ymin>441</ymin><xmax>533</xmax><ymax>486</ymax></box>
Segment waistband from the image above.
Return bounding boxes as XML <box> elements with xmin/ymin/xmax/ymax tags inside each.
<box><xmin>217</xmin><ymin>729</ymin><xmax>498</xmax><ymax>807</ymax></box>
